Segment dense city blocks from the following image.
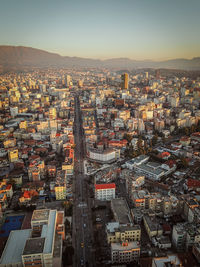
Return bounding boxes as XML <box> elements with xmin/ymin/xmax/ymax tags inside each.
<box><xmin>0</xmin><ymin>69</ymin><xmax>200</xmax><ymax>267</ymax></box>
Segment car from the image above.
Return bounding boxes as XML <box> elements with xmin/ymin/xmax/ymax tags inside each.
<box><xmin>81</xmin><ymin>242</ymin><xmax>84</xmax><ymax>248</ymax></box>
<box><xmin>80</xmin><ymin>259</ymin><xmax>84</xmax><ymax>265</ymax></box>
<box><xmin>83</xmin><ymin>223</ymin><xmax>86</xmax><ymax>228</ymax></box>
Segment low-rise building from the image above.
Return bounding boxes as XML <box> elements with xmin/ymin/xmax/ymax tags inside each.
<box><xmin>106</xmin><ymin>222</ymin><xmax>141</xmax><ymax>244</ymax></box>
<box><xmin>152</xmin><ymin>255</ymin><xmax>182</xmax><ymax>267</ymax></box>
<box><xmin>111</xmin><ymin>241</ymin><xmax>140</xmax><ymax>264</ymax></box>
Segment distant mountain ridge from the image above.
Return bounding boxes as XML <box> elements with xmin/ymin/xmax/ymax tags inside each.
<box><xmin>0</xmin><ymin>45</ymin><xmax>200</xmax><ymax>72</ymax></box>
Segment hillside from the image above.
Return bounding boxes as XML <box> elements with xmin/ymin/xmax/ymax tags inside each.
<box><xmin>0</xmin><ymin>45</ymin><xmax>200</xmax><ymax>72</ymax></box>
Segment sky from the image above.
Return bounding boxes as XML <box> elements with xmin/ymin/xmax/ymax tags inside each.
<box><xmin>0</xmin><ymin>0</ymin><xmax>200</xmax><ymax>60</ymax></box>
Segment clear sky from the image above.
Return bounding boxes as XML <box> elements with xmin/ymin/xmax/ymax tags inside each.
<box><xmin>0</xmin><ymin>0</ymin><xmax>199</xmax><ymax>60</ymax></box>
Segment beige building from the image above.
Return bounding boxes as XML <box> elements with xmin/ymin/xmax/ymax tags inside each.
<box><xmin>8</xmin><ymin>148</ymin><xmax>18</xmax><ymax>162</ymax></box>
<box><xmin>106</xmin><ymin>223</ymin><xmax>141</xmax><ymax>244</ymax></box>
<box><xmin>143</xmin><ymin>215</ymin><xmax>163</xmax><ymax>239</ymax></box>
<box><xmin>111</xmin><ymin>241</ymin><xmax>140</xmax><ymax>264</ymax></box>
<box><xmin>55</xmin><ymin>171</ymin><xmax>66</xmax><ymax>200</ymax></box>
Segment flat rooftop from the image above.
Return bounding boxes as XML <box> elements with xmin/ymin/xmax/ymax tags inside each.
<box><xmin>0</xmin><ymin>229</ymin><xmax>32</xmax><ymax>264</ymax></box>
<box><xmin>153</xmin><ymin>255</ymin><xmax>181</xmax><ymax>267</ymax></box>
<box><xmin>42</xmin><ymin>210</ymin><xmax>57</xmax><ymax>254</ymax></box>
<box><xmin>111</xmin><ymin>241</ymin><xmax>140</xmax><ymax>251</ymax></box>
<box><xmin>144</xmin><ymin>215</ymin><xmax>162</xmax><ymax>232</ymax></box>
<box><xmin>31</xmin><ymin>209</ymin><xmax>50</xmax><ymax>222</ymax></box>
<box><xmin>53</xmin><ymin>233</ymin><xmax>62</xmax><ymax>258</ymax></box>
<box><xmin>111</xmin><ymin>198</ymin><xmax>132</xmax><ymax>225</ymax></box>
<box><xmin>136</xmin><ymin>163</ymin><xmax>165</xmax><ymax>176</ymax></box>
<box><xmin>23</xmin><ymin>237</ymin><xmax>45</xmax><ymax>255</ymax></box>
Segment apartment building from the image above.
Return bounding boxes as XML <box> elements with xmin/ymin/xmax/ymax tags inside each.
<box><xmin>106</xmin><ymin>222</ymin><xmax>141</xmax><ymax>244</ymax></box>
<box><xmin>54</xmin><ymin>171</ymin><xmax>66</xmax><ymax>200</ymax></box>
<box><xmin>95</xmin><ymin>183</ymin><xmax>116</xmax><ymax>201</ymax></box>
<box><xmin>111</xmin><ymin>241</ymin><xmax>140</xmax><ymax>264</ymax></box>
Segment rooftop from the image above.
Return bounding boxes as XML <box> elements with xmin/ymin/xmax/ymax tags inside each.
<box><xmin>111</xmin><ymin>198</ymin><xmax>132</xmax><ymax>225</ymax></box>
<box><xmin>23</xmin><ymin>237</ymin><xmax>45</xmax><ymax>255</ymax></box>
<box><xmin>31</xmin><ymin>209</ymin><xmax>50</xmax><ymax>222</ymax></box>
<box><xmin>111</xmin><ymin>241</ymin><xmax>140</xmax><ymax>251</ymax></box>
<box><xmin>95</xmin><ymin>183</ymin><xmax>116</xmax><ymax>190</ymax></box>
<box><xmin>152</xmin><ymin>255</ymin><xmax>181</xmax><ymax>267</ymax></box>
<box><xmin>0</xmin><ymin>229</ymin><xmax>32</xmax><ymax>264</ymax></box>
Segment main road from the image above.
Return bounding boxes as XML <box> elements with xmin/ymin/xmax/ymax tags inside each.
<box><xmin>72</xmin><ymin>94</ymin><xmax>96</xmax><ymax>267</ymax></box>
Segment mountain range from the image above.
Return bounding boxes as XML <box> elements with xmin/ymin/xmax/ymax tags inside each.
<box><xmin>0</xmin><ymin>45</ymin><xmax>200</xmax><ymax>72</ymax></box>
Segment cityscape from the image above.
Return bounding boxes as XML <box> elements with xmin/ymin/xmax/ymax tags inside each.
<box><xmin>0</xmin><ymin>1</ymin><xmax>200</xmax><ymax>267</ymax></box>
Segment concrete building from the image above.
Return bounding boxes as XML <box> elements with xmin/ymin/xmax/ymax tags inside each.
<box><xmin>0</xmin><ymin>209</ymin><xmax>63</xmax><ymax>267</ymax></box>
<box><xmin>8</xmin><ymin>148</ymin><xmax>19</xmax><ymax>162</ymax></box>
<box><xmin>172</xmin><ymin>223</ymin><xmax>186</xmax><ymax>251</ymax></box>
<box><xmin>49</xmin><ymin>108</ymin><xmax>57</xmax><ymax>120</ymax></box>
<box><xmin>54</xmin><ymin>170</ymin><xmax>66</xmax><ymax>200</ymax></box>
<box><xmin>0</xmin><ymin>229</ymin><xmax>32</xmax><ymax>267</ymax></box>
<box><xmin>121</xmin><ymin>73</ymin><xmax>129</xmax><ymax>89</ymax></box>
<box><xmin>95</xmin><ymin>183</ymin><xmax>116</xmax><ymax>201</ymax></box>
<box><xmin>152</xmin><ymin>255</ymin><xmax>182</xmax><ymax>267</ymax></box>
<box><xmin>88</xmin><ymin>148</ymin><xmax>120</xmax><ymax>163</ymax></box>
<box><xmin>143</xmin><ymin>215</ymin><xmax>163</xmax><ymax>239</ymax></box>
<box><xmin>134</xmin><ymin>161</ymin><xmax>176</xmax><ymax>181</ymax></box>
<box><xmin>106</xmin><ymin>222</ymin><xmax>141</xmax><ymax>244</ymax></box>
<box><xmin>111</xmin><ymin>198</ymin><xmax>133</xmax><ymax>226</ymax></box>
<box><xmin>10</xmin><ymin>106</ymin><xmax>18</xmax><ymax>117</ymax></box>
<box><xmin>111</xmin><ymin>241</ymin><xmax>140</xmax><ymax>264</ymax></box>
<box><xmin>192</xmin><ymin>243</ymin><xmax>200</xmax><ymax>264</ymax></box>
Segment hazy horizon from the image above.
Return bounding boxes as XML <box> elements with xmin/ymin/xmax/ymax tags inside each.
<box><xmin>1</xmin><ymin>45</ymin><xmax>200</xmax><ymax>62</ymax></box>
<box><xmin>1</xmin><ymin>0</ymin><xmax>200</xmax><ymax>60</ymax></box>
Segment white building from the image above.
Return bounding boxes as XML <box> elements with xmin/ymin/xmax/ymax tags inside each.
<box><xmin>88</xmin><ymin>148</ymin><xmax>120</xmax><ymax>163</ymax></box>
<box><xmin>152</xmin><ymin>255</ymin><xmax>182</xmax><ymax>267</ymax></box>
<box><xmin>95</xmin><ymin>183</ymin><xmax>116</xmax><ymax>201</ymax></box>
<box><xmin>10</xmin><ymin>106</ymin><xmax>18</xmax><ymax>117</ymax></box>
<box><xmin>125</xmin><ymin>155</ymin><xmax>149</xmax><ymax>170</ymax></box>
<box><xmin>111</xmin><ymin>241</ymin><xmax>140</xmax><ymax>264</ymax></box>
<box><xmin>172</xmin><ymin>224</ymin><xmax>186</xmax><ymax>251</ymax></box>
<box><xmin>134</xmin><ymin>161</ymin><xmax>176</xmax><ymax>181</ymax></box>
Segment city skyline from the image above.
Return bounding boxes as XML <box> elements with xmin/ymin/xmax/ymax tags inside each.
<box><xmin>0</xmin><ymin>0</ymin><xmax>200</xmax><ymax>60</ymax></box>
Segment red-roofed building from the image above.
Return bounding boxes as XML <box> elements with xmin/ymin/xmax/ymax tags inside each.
<box><xmin>158</xmin><ymin>152</ymin><xmax>171</xmax><ymax>160</ymax></box>
<box><xmin>180</xmin><ymin>136</ymin><xmax>190</xmax><ymax>146</ymax></box>
<box><xmin>187</xmin><ymin>179</ymin><xmax>200</xmax><ymax>189</ymax></box>
<box><xmin>171</xmin><ymin>143</ymin><xmax>182</xmax><ymax>149</ymax></box>
<box><xmin>95</xmin><ymin>183</ymin><xmax>116</xmax><ymax>201</ymax></box>
<box><xmin>191</xmin><ymin>132</ymin><xmax>200</xmax><ymax>142</ymax></box>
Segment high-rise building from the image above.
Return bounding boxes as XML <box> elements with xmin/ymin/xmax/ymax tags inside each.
<box><xmin>155</xmin><ymin>69</ymin><xmax>160</xmax><ymax>79</ymax></box>
<box><xmin>65</xmin><ymin>75</ymin><xmax>72</xmax><ymax>87</ymax></box>
<box><xmin>8</xmin><ymin>148</ymin><xmax>19</xmax><ymax>162</ymax></box>
<box><xmin>121</xmin><ymin>73</ymin><xmax>129</xmax><ymax>89</ymax></box>
<box><xmin>54</xmin><ymin>170</ymin><xmax>66</xmax><ymax>200</ymax></box>
<box><xmin>49</xmin><ymin>107</ymin><xmax>57</xmax><ymax>120</ymax></box>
